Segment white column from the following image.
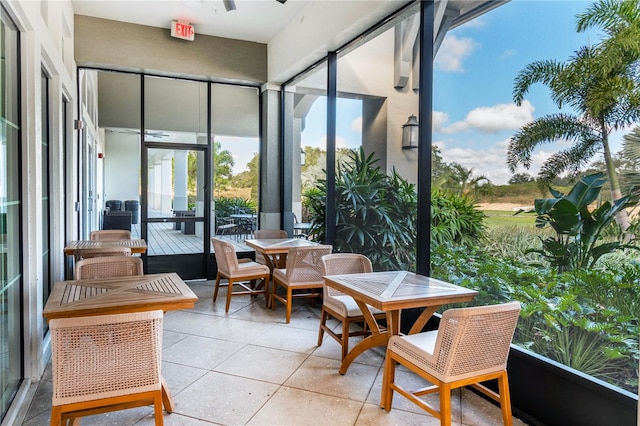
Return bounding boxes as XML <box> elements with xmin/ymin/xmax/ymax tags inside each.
<box><xmin>174</xmin><ymin>151</ymin><xmax>188</xmax><ymax>211</ymax></box>
<box><xmin>160</xmin><ymin>156</ymin><xmax>172</xmax><ymax>214</ymax></box>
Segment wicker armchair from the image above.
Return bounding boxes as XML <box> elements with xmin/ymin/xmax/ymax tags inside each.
<box><xmin>212</xmin><ymin>237</ymin><xmax>271</xmax><ymax>312</ymax></box>
<box><xmin>74</xmin><ymin>247</ymin><xmax>132</xmax><ymax>262</ymax></box>
<box><xmin>90</xmin><ymin>230</ymin><xmax>132</xmax><ymax>240</ymax></box>
<box><xmin>318</xmin><ymin>253</ymin><xmax>386</xmax><ymax>360</ymax></box>
<box><xmin>49</xmin><ymin>311</ymin><xmax>164</xmax><ymax>425</ymax></box>
<box><xmin>253</xmin><ymin>230</ymin><xmax>288</xmax><ymax>266</ymax></box>
<box><xmin>75</xmin><ymin>255</ymin><xmax>144</xmax><ymax>280</ymax></box>
<box><xmin>381</xmin><ymin>301</ymin><xmax>521</xmax><ymax>425</ymax></box>
<box><xmin>271</xmin><ymin>245</ymin><xmax>332</xmax><ymax>323</ymax></box>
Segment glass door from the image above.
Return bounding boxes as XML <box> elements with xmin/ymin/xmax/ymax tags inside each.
<box><xmin>143</xmin><ymin>146</ymin><xmax>209</xmax><ymax>279</ymax></box>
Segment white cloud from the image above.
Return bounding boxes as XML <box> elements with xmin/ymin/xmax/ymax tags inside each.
<box><xmin>434</xmin><ymin>35</ymin><xmax>477</xmax><ymax>72</ymax></box>
<box><xmin>436</xmin><ymin>100</ymin><xmax>535</xmax><ymax>134</ymax></box>
<box><xmin>351</xmin><ymin>116</ymin><xmax>362</xmax><ymax>133</ymax></box>
<box><xmin>439</xmin><ymin>139</ymin><xmax>551</xmax><ymax>185</ymax></box>
<box><xmin>499</xmin><ymin>49</ymin><xmax>517</xmax><ymax>60</ymax></box>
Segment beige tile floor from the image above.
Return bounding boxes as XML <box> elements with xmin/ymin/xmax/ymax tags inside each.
<box><xmin>19</xmin><ymin>280</ymin><xmax>529</xmax><ymax>425</ymax></box>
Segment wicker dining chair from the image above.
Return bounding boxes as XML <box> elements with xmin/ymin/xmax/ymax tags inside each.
<box><xmin>73</xmin><ymin>247</ymin><xmax>132</xmax><ymax>262</ymax></box>
<box><xmin>75</xmin><ymin>255</ymin><xmax>144</xmax><ymax>280</ymax></box>
<box><xmin>90</xmin><ymin>229</ymin><xmax>132</xmax><ymax>240</ymax></box>
<box><xmin>271</xmin><ymin>245</ymin><xmax>333</xmax><ymax>323</ymax></box>
<box><xmin>49</xmin><ymin>310</ymin><xmax>164</xmax><ymax>426</ymax></box>
<box><xmin>253</xmin><ymin>229</ymin><xmax>288</xmax><ymax>266</ymax></box>
<box><xmin>212</xmin><ymin>237</ymin><xmax>271</xmax><ymax>312</ymax></box>
<box><xmin>318</xmin><ymin>253</ymin><xmax>386</xmax><ymax>360</ymax></box>
<box><xmin>381</xmin><ymin>301</ymin><xmax>521</xmax><ymax>426</ymax></box>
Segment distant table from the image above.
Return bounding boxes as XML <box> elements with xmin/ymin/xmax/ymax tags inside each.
<box><xmin>293</xmin><ymin>222</ymin><xmax>312</xmax><ymax>238</ymax></box>
<box><xmin>323</xmin><ymin>271</ymin><xmax>477</xmax><ymax>374</ymax></box>
<box><xmin>230</xmin><ymin>213</ymin><xmax>256</xmax><ymax>220</ymax></box>
<box><xmin>63</xmin><ymin>239</ymin><xmax>147</xmax><ymax>256</ymax></box>
<box><xmin>43</xmin><ymin>272</ymin><xmax>198</xmax><ymax>413</ymax></box>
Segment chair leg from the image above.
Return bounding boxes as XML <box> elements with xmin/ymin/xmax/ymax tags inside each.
<box><xmin>225</xmin><ymin>278</ymin><xmax>234</xmax><ymax>312</ymax></box>
<box><xmin>341</xmin><ymin>317</ymin><xmax>350</xmax><ymax>360</ymax></box>
<box><xmin>263</xmin><ymin>278</ymin><xmax>270</xmax><ymax>308</ymax></box>
<box><xmin>50</xmin><ymin>406</ymin><xmax>62</xmax><ymax>426</ymax></box>
<box><xmin>153</xmin><ymin>390</ymin><xmax>164</xmax><ymax>425</ymax></box>
<box><xmin>498</xmin><ymin>371</ymin><xmax>513</xmax><ymax>426</ymax></box>
<box><xmin>213</xmin><ymin>273</ymin><xmax>222</xmax><ymax>302</ymax></box>
<box><xmin>440</xmin><ymin>383</ymin><xmax>452</xmax><ymax>426</ymax></box>
<box><xmin>285</xmin><ymin>287</ymin><xmax>293</xmax><ymax>323</ymax></box>
<box><xmin>381</xmin><ymin>350</ymin><xmax>395</xmax><ymax>411</ymax></box>
<box><xmin>317</xmin><ymin>308</ymin><xmax>328</xmax><ymax>345</ymax></box>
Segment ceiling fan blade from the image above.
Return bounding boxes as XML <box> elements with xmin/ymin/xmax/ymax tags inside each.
<box><xmin>223</xmin><ymin>0</ymin><xmax>236</xmax><ymax>11</ymax></box>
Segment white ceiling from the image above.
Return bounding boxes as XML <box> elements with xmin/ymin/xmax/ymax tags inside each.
<box><xmin>71</xmin><ymin>0</ymin><xmax>312</xmax><ymax>44</ymax></box>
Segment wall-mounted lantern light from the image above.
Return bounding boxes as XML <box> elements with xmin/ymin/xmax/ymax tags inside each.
<box><xmin>301</xmin><ymin>147</ymin><xmax>306</xmax><ymax>165</ymax></box>
<box><xmin>401</xmin><ymin>114</ymin><xmax>419</xmax><ymax>149</ymax></box>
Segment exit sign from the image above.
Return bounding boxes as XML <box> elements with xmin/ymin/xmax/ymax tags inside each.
<box><xmin>171</xmin><ymin>21</ymin><xmax>195</xmax><ymax>41</ymax></box>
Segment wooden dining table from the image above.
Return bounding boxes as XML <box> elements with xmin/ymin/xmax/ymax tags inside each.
<box><xmin>244</xmin><ymin>237</ymin><xmax>320</xmax><ymax>271</ymax></box>
<box><xmin>63</xmin><ymin>238</ymin><xmax>148</xmax><ymax>256</ymax></box>
<box><xmin>43</xmin><ymin>272</ymin><xmax>198</xmax><ymax>413</ymax></box>
<box><xmin>323</xmin><ymin>270</ymin><xmax>477</xmax><ymax>374</ymax></box>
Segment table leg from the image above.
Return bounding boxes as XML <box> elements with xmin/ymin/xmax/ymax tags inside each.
<box><xmin>161</xmin><ymin>376</ymin><xmax>174</xmax><ymax>413</ymax></box>
<box><xmin>338</xmin><ymin>302</ymin><xmax>396</xmax><ymax>375</ymax></box>
<box><xmin>408</xmin><ymin>306</ymin><xmax>438</xmax><ymax>335</ymax></box>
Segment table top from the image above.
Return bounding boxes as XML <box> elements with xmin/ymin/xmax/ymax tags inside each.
<box><xmin>43</xmin><ymin>272</ymin><xmax>198</xmax><ymax>319</ymax></box>
<box><xmin>230</xmin><ymin>213</ymin><xmax>256</xmax><ymax>220</ymax></box>
<box><xmin>293</xmin><ymin>222</ymin><xmax>312</xmax><ymax>230</ymax></box>
<box><xmin>64</xmin><ymin>239</ymin><xmax>148</xmax><ymax>255</ymax></box>
<box><xmin>244</xmin><ymin>238</ymin><xmax>319</xmax><ymax>254</ymax></box>
<box><xmin>324</xmin><ymin>271</ymin><xmax>477</xmax><ymax>312</ymax></box>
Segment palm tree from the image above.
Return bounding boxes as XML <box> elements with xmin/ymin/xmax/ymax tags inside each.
<box><xmin>508</xmin><ymin>0</ymin><xmax>640</xmax><ymax>234</ymax></box>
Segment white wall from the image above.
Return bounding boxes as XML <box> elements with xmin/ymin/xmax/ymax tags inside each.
<box><xmin>104</xmin><ymin>132</ymin><xmax>141</xmax><ymax>203</ymax></box>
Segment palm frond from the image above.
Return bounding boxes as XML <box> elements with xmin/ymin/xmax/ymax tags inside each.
<box><xmin>512</xmin><ymin>60</ymin><xmax>564</xmax><ymax>106</ymax></box>
<box><xmin>508</xmin><ymin>114</ymin><xmax>598</xmax><ymax>172</ymax></box>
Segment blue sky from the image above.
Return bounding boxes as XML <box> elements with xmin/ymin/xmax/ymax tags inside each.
<box><xmin>296</xmin><ymin>0</ymin><xmax>630</xmax><ymax>185</ymax></box>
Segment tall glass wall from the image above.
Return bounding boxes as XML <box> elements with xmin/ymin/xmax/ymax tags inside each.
<box><xmin>335</xmin><ymin>10</ymin><xmax>419</xmax><ymax>271</ymax></box>
<box><xmin>0</xmin><ymin>9</ymin><xmax>22</xmax><ymax>420</ymax></box>
<box><xmin>284</xmin><ymin>63</ymin><xmax>327</xmax><ymax>238</ymax></box>
<box><xmin>431</xmin><ymin>1</ymin><xmax>638</xmax><ymax>393</ymax></box>
<box><xmin>40</xmin><ymin>70</ymin><xmax>51</xmax><ymax>320</ymax></box>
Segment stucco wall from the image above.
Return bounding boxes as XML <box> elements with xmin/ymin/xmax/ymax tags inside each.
<box><xmin>75</xmin><ymin>15</ymin><xmax>267</xmax><ymax>85</ymax></box>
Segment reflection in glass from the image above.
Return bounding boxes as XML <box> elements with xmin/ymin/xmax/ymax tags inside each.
<box><xmin>0</xmin><ymin>9</ymin><xmax>22</xmax><ymax>418</ymax></box>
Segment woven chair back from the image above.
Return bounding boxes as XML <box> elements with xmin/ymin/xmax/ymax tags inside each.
<box><xmin>283</xmin><ymin>245</ymin><xmax>332</xmax><ymax>284</ymax></box>
<box><xmin>211</xmin><ymin>237</ymin><xmax>240</xmax><ymax>274</ymax></box>
<box><xmin>321</xmin><ymin>253</ymin><xmax>372</xmax><ymax>298</ymax></box>
<box><xmin>254</xmin><ymin>229</ymin><xmax>288</xmax><ymax>239</ymax></box>
<box><xmin>49</xmin><ymin>310</ymin><xmax>163</xmax><ymax>406</ymax></box>
<box><xmin>428</xmin><ymin>301</ymin><xmax>520</xmax><ymax>382</ymax></box>
<box><xmin>75</xmin><ymin>255</ymin><xmax>143</xmax><ymax>280</ymax></box>
<box><xmin>90</xmin><ymin>230</ymin><xmax>132</xmax><ymax>240</ymax></box>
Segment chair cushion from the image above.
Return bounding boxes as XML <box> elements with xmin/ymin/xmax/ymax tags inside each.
<box><xmin>325</xmin><ymin>294</ymin><xmax>384</xmax><ymax>317</ymax></box>
<box><xmin>388</xmin><ymin>331</ymin><xmax>439</xmax><ymax>369</ymax></box>
<box><xmin>225</xmin><ymin>261</ymin><xmax>269</xmax><ymax>278</ymax></box>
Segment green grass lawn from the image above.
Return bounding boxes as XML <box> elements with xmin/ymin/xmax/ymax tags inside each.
<box><xmin>481</xmin><ymin>209</ymin><xmax>537</xmax><ymax>228</ymax></box>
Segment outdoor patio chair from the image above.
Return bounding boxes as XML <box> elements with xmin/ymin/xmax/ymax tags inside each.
<box><xmin>73</xmin><ymin>247</ymin><xmax>132</xmax><ymax>262</ymax></box>
<box><xmin>253</xmin><ymin>229</ymin><xmax>288</xmax><ymax>265</ymax></box>
<box><xmin>90</xmin><ymin>229</ymin><xmax>131</xmax><ymax>240</ymax></box>
<box><xmin>271</xmin><ymin>245</ymin><xmax>333</xmax><ymax>323</ymax></box>
<box><xmin>381</xmin><ymin>301</ymin><xmax>521</xmax><ymax>426</ymax></box>
<box><xmin>212</xmin><ymin>237</ymin><xmax>271</xmax><ymax>312</ymax></box>
<box><xmin>318</xmin><ymin>253</ymin><xmax>386</xmax><ymax>360</ymax></box>
<box><xmin>49</xmin><ymin>310</ymin><xmax>164</xmax><ymax>426</ymax></box>
<box><xmin>75</xmin><ymin>255</ymin><xmax>144</xmax><ymax>280</ymax></box>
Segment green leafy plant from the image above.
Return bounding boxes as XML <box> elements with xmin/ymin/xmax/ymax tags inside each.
<box><xmin>519</xmin><ymin>172</ymin><xmax>637</xmax><ymax>272</ymax></box>
<box><xmin>304</xmin><ymin>148</ymin><xmax>416</xmax><ymax>271</ymax></box>
<box><xmin>214</xmin><ymin>196</ymin><xmax>255</xmax><ymax>226</ymax></box>
<box><xmin>431</xmin><ymin>188</ymin><xmax>485</xmax><ymax>246</ymax></box>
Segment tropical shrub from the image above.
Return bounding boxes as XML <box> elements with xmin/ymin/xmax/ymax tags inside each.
<box><xmin>430</xmin><ymin>242</ymin><xmax>640</xmax><ymax>393</ymax></box>
<box><xmin>431</xmin><ymin>188</ymin><xmax>485</xmax><ymax>246</ymax></box>
<box><xmin>518</xmin><ymin>172</ymin><xmax>637</xmax><ymax>272</ymax></box>
<box><xmin>214</xmin><ymin>196</ymin><xmax>256</xmax><ymax>226</ymax></box>
<box><xmin>304</xmin><ymin>148</ymin><xmax>417</xmax><ymax>271</ymax></box>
